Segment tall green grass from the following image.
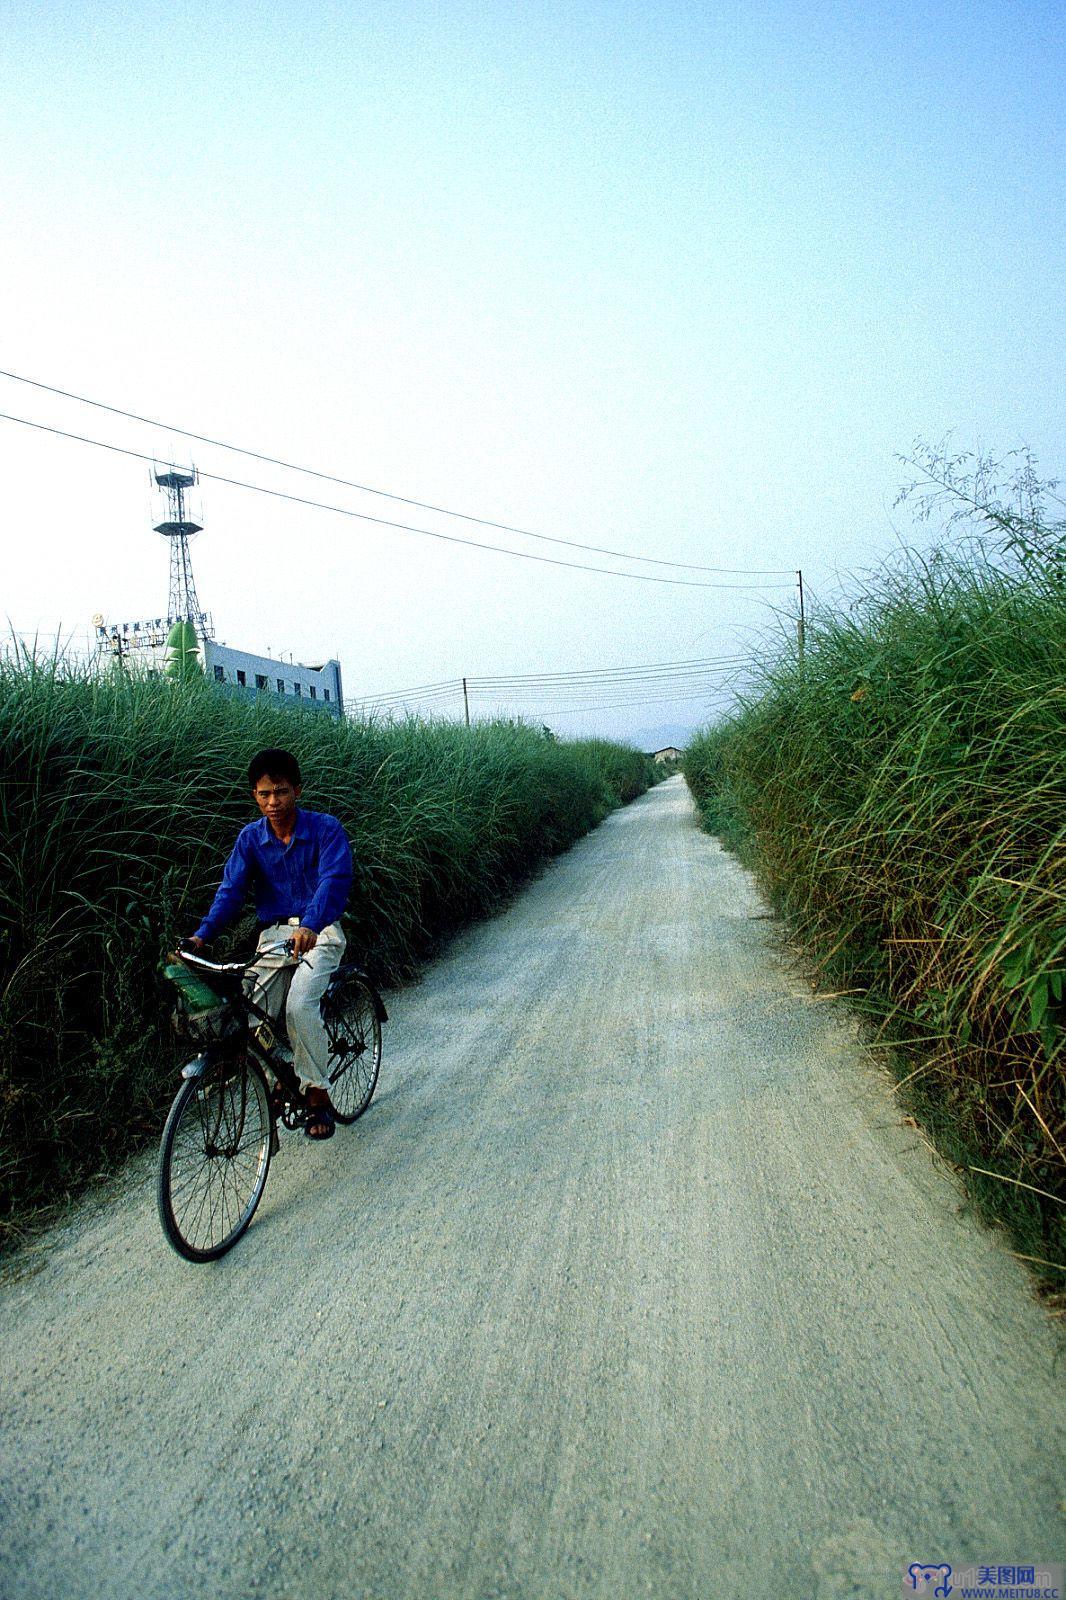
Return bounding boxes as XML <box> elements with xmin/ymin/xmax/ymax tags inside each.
<box><xmin>685</xmin><ymin>495</ymin><xmax>1065</xmax><ymax>1285</ymax></box>
<box><xmin>0</xmin><ymin>659</ymin><xmax>657</xmax><ymax>1238</ymax></box>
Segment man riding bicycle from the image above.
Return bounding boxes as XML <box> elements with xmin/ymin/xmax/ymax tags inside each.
<box><xmin>186</xmin><ymin>747</ymin><xmax>353</xmax><ymax>1140</ymax></box>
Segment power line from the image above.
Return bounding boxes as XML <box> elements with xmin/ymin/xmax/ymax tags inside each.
<box><xmin>357</xmin><ymin>674</ymin><xmax>747</xmax><ymax>708</ymax></box>
<box><xmin>350</xmin><ymin>654</ymin><xmax>750</xmax><ymax>710</ymax></box>
<box><xmin>355</xmin><ymin>687</ymin><xmax>739</xmax><ymax>719</ymax></box>
<box><xmin>506</xmin><ymin>675</ymin><xmax>746</xmax><ymax>703</ymax></box>
<box><xmin>0</xmin><ymin>367</ymin><xmax>793</xmax><ymax>576</ymax></box>
<box><xmin>349</xmin><ymin>675</ymin><xmax>463</xmax><ymax>702</ymax></box>
<box><xmin>355</xmin><ymin>688</ymin><xmax>463</xmax><ymax>710</ymax></box>
<box><xmin>465</xmin><ymin>658</ymin><xmax>748</xmax><ymax>686</ymax></box>
<box><xmin>0</xmin><ymin>410</ymin><xmax>793</xmax><ymax>592</ymax></box>
<box><xmin>539</xmin><ymin>691</ymin><xmax>737</xmax><ymax>715</ymax></box>
<box><xmin>355</xmin><ymin>658</ymin><xmax>742</xmax><ymax>698</ymax></box>
<box><xmin>361</xmin><ymin>672</ymin><xmax>746</xmax><ymax>708</ymax></box>
<box><xmin>475</xmin><ymin>674</ymin><xmax>743</xmax><ymax>701</ymax></box>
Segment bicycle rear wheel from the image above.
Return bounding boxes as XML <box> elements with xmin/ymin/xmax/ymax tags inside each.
<box><xmin>157</xmin><ymin>1056</ymin><xmax>273</xmax><ymax>1262</ymax></box>
<box><xmin>322</xmin><ymin>976</ymin><xmax>382</xmax><ymax>1124</ymax></box>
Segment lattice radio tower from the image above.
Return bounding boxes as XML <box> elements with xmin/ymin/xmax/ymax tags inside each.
<box><xmin>154</xmin><ymin>464</ymin><xmax>212</xmax><ymax>640</ymax></box>
<box><xmin>94</xmin><ymin>463</ymin><xmax>214</xmax><ymax>664</ymax></box>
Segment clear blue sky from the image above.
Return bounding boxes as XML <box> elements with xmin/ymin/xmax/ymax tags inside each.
<box><xmin>3</xmin><ymin>0</ymin><xmax>1063</xmax><ymax>744</ymax></box>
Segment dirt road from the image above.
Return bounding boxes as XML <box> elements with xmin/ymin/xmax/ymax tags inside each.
<box><xmin>1</xmin><ymin>775</ymin><xmax>1062</xmax><ymax>1599</ymax></box>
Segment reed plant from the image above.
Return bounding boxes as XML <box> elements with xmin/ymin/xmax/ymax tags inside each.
<box><xmin>685</xmin><ymin>451</ymin><xmax>1065</xmax><ymax>1286</ymax></box>
<box><xmin>0</xmin><ymin>659</ymin><xmax>655</xmax><ymax>1239</ymax></box>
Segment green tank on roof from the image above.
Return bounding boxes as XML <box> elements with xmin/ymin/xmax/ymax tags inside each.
<box><xmin>165</xmin><ymin>620</ymin><xmax>203</xmax><ymax>682</ymax></box>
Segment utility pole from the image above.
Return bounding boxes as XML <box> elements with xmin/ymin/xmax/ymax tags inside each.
<box><xmin>797</xmin><ymin>570</ymin><xmax>806</xmax><ymax>666</ymax></box>
<box><xmin>462</xmin><ymin>677</ymin><xmax>470</xmax><ymax>727</ymax></box>
<box><xmin>109</xmin><ymin>625</ymin><xmax>129</xmax><ymax>672</ymax></box>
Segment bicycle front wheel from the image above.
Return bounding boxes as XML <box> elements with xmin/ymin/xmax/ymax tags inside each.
<box><xmin>157</xmin><ymin>1056</ymin><xmax>273</xmax><ymax>1262</ymax></box>
<box><xmin>322</xmin><ymin>976</ymin><xmax>382</xmax><ymax>1124</ymax></box>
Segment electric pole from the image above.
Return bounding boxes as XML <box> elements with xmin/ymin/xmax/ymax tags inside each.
<box><xmin>108</xmin><ymin>625</ymin><xmax>129</xmax><ymax>672</ymax></box>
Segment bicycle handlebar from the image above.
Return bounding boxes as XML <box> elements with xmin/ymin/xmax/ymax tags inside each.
<box><xmin>175</xmin><ymin>940</ymin><xmax>302</xmax><ymax>976</ymax></box>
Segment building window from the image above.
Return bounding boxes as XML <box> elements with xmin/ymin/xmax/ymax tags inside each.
<box><xmin>310</xmin><ymin>686</ymin><xmax>317</xmax><ymax>700</ymax></box>
<box><xmin>213</xmin><ymin>665</ymin><xmax>225</xmax><ymax>683</ymax></box>
<box><xmin>255</xmin><ymin>674</ymin><xmax>267</xmax><ymax>691</ymax></box>
<box><xmin>294</xmin><ymin>683</ymin><xmax>302</xmax><ymax>697</ymax></box>
<box><xmin>323</xmin><ymin>689</ymin><xmax>330</xmax><ymax>702</ymax></box>
<box><xmin>236</xmin><ymin>669</ymin><xmax>246</xmax><ymax>687</ymax></box>
<box><xmin>277</xmin><ymin>678</ymin><xmax>285</xmax><ymax>694</ymax></box>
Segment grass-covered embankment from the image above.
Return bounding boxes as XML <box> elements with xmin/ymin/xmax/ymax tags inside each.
<box><xmin>685</xmin><ymin>503</ymin><xmax>1065</xmax><ymax>1285</ymax></box>
<box><xmin>0</xmin><ymin>660</ymin><xmax>657</xmax><ymax>1239</ymax></box>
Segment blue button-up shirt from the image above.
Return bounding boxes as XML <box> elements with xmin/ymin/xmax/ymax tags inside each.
<box><xmin>194</xmin><ymin>809</ymin><xmax>354</xmax><ymax>942</ymax></box>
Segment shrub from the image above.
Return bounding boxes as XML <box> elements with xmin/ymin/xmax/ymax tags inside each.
<box><xmin>684</xmin><ymin>448</ymin><xmax>1065</xmax><ymax>1285</ymax></box>
<box><xmin>0</xmin><ymin>663</ymin><xmax>651</xmax><ymax>1237</ymax></box>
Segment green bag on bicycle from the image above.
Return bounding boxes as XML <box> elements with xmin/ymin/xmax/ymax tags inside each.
<box><xmin>163</xmin><ymin>961</ymin><xmax>241</xmax><ymax>1041</ymax></box>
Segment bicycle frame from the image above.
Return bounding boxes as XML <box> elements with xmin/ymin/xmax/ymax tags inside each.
<box><xmin>172</xmin><ymin>943</ymin><xmax>388</xmax><ymax>1117</ymax></box>
<box><xmin>173</xmin><ymin>945</ymin><xmax>305</xmax><ymax>1104</ymax></box>
<box><xmin>159</xmin><ymin>939</ymin><xmax>389</xmax><ymax>1261</ymax></box>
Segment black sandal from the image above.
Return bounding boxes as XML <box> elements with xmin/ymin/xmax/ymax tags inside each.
<box><xmin>303</xmin><ymin>1099</ymin><xmax>335</xmax><ymax>1141</ymax></box>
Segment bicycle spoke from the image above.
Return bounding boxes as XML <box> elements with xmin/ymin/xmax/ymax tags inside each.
<box><xmin>168</xmin><ymin>1161</ymin><xmax>213</xmax><ymax>1207</ymax></box>
<box><xmin>169</xmin><ymin>1144</ymin><xmax>213</xmax><ymax>1202</ymax></box>
<box><xmin>322</xmin><ymin>978</ymin><xmax>381</xmax><ymax>1122</ymax></box>
<box><xmin>219</xmin><ymin>1161</ymin><xmax>237</xmax><ymax>1246</ymax></box>
<box><xmin>160</xmin><ymin>1062</ymin><xmax>272</xmax><ymax>1258</ymax></box>
<box><xmin>180</xmin><ymin>1161</ymin><xmax>218</xmax><ymax>1247</ymax></box>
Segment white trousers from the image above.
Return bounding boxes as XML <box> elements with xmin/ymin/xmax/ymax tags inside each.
<box><xmin>247</xmin><ymin>921</ymin><xmax>346</xmax><ymax>1094</ymax></box>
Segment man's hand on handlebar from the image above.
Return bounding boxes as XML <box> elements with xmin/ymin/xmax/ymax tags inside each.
<box><xmin>184</xmin><ymin>936</ymin><xmax>205</xmax><ymax>952</ymax></box>
<box><xmin>290</xmin><ymin>926</ymin><xmax>318</xmax><ymax>958</ymax></box>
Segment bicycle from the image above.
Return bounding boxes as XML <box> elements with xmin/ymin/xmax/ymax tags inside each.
<box><xmin>157</xmin><ymin>939</ymin><xmax>388</xmax><ymax>1262</ymax></box>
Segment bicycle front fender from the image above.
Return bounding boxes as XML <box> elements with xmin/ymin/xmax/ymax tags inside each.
<box><xmin>180</xmin><ymin>1052</ymin><xmax>210</xmax><ymax>1080</ymax></box>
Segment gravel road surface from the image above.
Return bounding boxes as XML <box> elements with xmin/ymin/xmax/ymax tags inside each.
<box><xmin>1</xmin><ymin>775</ymin><xmax>1062</xmax><ymax>1600</ymax></box>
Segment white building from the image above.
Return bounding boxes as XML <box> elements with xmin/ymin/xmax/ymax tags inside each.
<box><xmin>203</xmin><ymin>641</ymin><xmax>343</xmax><ymax>718</ymax></box>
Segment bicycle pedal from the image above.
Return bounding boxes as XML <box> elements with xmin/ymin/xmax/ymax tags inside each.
<box><xmin>280</xmin><ymin>1100</ymin><xmax>309</xmax><ymax>1132</ymax></box>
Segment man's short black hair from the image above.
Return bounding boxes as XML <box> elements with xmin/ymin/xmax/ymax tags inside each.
<box><xmin>248</xmin><ymin>748</ymin><xmax>302</xmax><ymax>789</ymax></box>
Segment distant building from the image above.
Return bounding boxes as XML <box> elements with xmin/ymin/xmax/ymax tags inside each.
<box><xmin>203</xmin><ymin>641</ymin><xmax>343</xmax><ymax>718</ymax></box>
<box><xmin>95</xmin><ymin>466</ymin><xmax>346</xmax><ymax>718</ymax></box>
<box><xmin>650</xmin><ymin>746</ymin><xmax>684</xmax><ymax>764</ymax></box>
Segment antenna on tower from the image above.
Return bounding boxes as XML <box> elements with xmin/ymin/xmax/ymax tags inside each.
<box><xmin>94</xmin><ymin>465</ymin><xmax>213</xmax><ymax>676</ymax></box>
<box><xmin>152</xmin><ymin>463</ymin><xmax>213</xmax><ymax>643</ymax></box>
